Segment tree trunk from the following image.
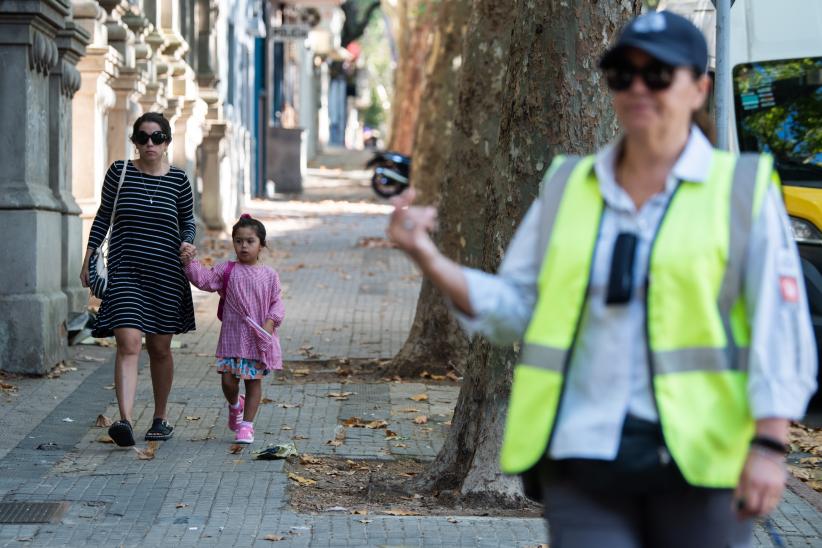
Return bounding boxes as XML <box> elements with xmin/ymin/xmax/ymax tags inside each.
<box><xmin>387</xmin><ymin>0</ymin><xmax>435</xmax><ymax>155</ymax></box>
<box><xmin>382</xmin><ymin>0</ymin><xmax>472</xmax><ymax>379</ymax></box>
<box><xmin>410</xmin><ymin>0</ymin><xmax>642</xmax><ymax>505</ymax></box>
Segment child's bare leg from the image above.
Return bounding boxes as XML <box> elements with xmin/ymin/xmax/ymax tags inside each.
<box><xmin>221</xmin><ymin>373</ymin><xmax>241</xmax><ymax>405</ymax></box>
<box><xmin>243</xmin><ymin>379</ymin><xmax>262</xmax><ymax>421</ymax></box>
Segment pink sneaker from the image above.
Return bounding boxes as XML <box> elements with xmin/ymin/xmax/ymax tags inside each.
<box><xmin>228</xmin><ymin>395</ymin><xmax>245</xmax><ymax>432</ymax></box>
<box><xmin>235</xmin><ymin>422</ymin><xmax>254</xmax><ymax>444</ymax></box>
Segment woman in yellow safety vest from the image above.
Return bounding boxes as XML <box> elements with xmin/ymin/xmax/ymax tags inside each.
<box><xmin>387</xmin><ymin>10</ymin><xmax>816</xmax><ymax>548</ymax></box>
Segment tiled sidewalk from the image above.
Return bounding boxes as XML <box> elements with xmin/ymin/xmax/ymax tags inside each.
<box><xmin>1</xmin><ymin>171</ymin><xmax>821</xmax><ymax>546</ymax></box>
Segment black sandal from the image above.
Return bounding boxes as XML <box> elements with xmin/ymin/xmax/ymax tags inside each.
<box><xmin>144</xmin><ymin>418</ymin><xmax>174</xmax><ymax>441</ymax></box>
<box><xmin>108</xmin><ymin>419</ymin><xmax>135</xmax><ymax>447</ymax></box>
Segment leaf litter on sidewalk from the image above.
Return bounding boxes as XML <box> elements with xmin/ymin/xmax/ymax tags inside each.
<box><xmin>284</xmin><ymin>455</ymin><xmax>540</xmax><ymax>518</ymax></box>
<box><xmin>788</xmin><ymin>423</ymin><xmax>822</xmax><ymax>491</ymax></box>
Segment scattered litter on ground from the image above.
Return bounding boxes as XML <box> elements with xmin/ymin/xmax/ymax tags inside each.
<box><xmin>789</xmin><ymin>423</ymin><xmax>822</xmax><ymax>491</ymax></box>
<box><xmin>288</xmin><ymin>472</ymin><xmax>317</xmax><ymax>486</ymax></box>
<box><xmin>36</xmin><ymin>443</ymin><xmax>60</xmax><ymax>451</ymax></box>
<box><xmin>61</xmin><ymin>417</ymin><xmax>74</xmax><ymax>423</ymax></box>
<box><xmin>134</xmin><ymin>441</ymin><xmax>159</xmax><ymax>460</ymax></box>
<box><xmin>355</xmin><ymin>237</ymin><xmax>396</xmax><ymax>249</ymax></box>
<box><xmin>76</xmin><ymin>355</ymin><xmax>105</xmax><ymax>363</ymax></box>
<box><xmin>47</xmin><ymin>362</ymin><xmax>78</xmax><ymax>378</ymax></box>
<box><xmin>228</xmin><ymin>444</ymin><xmax>244</xmax><ymax>454</ymax></box>
<box><xmin>285</xmin><ymin>456</ymin><xmax>540</xmax><ymax>518</ymax></box>
<box><xmin>253</xmin><ymin>442</ymin><xmax>298</xmax><ymax>460</ymax></box>
<box><xmin>95</xmin><ymin>415</ymin><xmax>112</xmax><ymax>427</ymax></box>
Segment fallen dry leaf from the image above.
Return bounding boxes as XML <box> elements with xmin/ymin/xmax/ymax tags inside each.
<box><xmin>288</xmin><ymin>473</ymin><xmax>317</xmax><ymax>486</ymax></box>
<box><xmin>382</xmin><ymin>509</ymin><xmax>419</xmax><ymax>516</ymax></box>
<box><xmin>263</xmin><ymin>534</ymin><xmax>286</xmax><ymax>542</ymax></box>
<box><xmin>281</xmin><ymin>425</ymin><xmax>293</xmax><ymax>431</ymax></box>
<box><xmin>134</xmin><ymin>441</ymin><xmax>159</xmax><ymax>460</ymax></box>
<box><xmin>279</xmin><ymin>403</ymin><xmax>301</xmax><ymax>409</ymax></box>
<box><xmin>385</xmin><ymin>430</ymin><xmax>399</xmax><ymax>440</ymax></box>
<box><xmin>95</xmin><ymin>414</ymin><xmax>113</xmax><ymax>428</ymax></box>
<box><xmin>228</xmin><ymin>444</ymin><xmax>245</xmax><ymax>454</ymax></box>
<box><xmin>261</xmin><ymin>398</ymin><xmax>275</xmax><ymax>404</ymax></box>
<box><xmin>446</xmin><ymin>372</ymin><xmax>461</xmax><ymax>382</ymax></box>
<box><xmin>398</xmin><ymin>408</ymin><xmax>419</xmax><ymax>413</ymax></box>
<box><xmin>413</xmin><ymin>416</ymin><xmax>428</xmax><ymax>425</ymax></box>
<box><xmin>351</xmin><ymin>509</ymin><xmax>368</xmax><ymax>515</ymax></box>
<box><xmin>190</xmin><ymin>436</ymin><xmax>216</xmax><ymax>442</ymax></box>
<box><xmin>293</xmin><ymin>368</ymin><xmax>311</xmax><ymax>376</ymax></box>
<box><xmin>366</xmin><ymin>420</ymin><xmax>388</xmax><ymax>429</ymax></box>
<box><xmin>185</xmin><ymin>416</ymin><xmax>201</xmax><ymax>421</ymax></box>
<box><xmin>300</xmin><ymin>455</ymin><xmax>322</xmax><ymax>466</ymax></box>
<box><xmin>97</xmin><ymin>435</ymin><xmax>114</xmax><ymax>444</ymax></box>
<box><xmin>328</xmin><ymin>391</ymin><xmax>354</xmax><ymax>399</ymax></box>
<box><xmin>420</xmin><ymin>371</ymin><xmax>431</xmax><ymax>379</ymax></box>
<box><xmin>176</xmin><ymin>503</ymin><xmax>189</xmax><ymax>509</ymax></box>
<box><xmin>430</xmin><ymin>374</ymin><xmax>447</xmax><ymax>381</ymax></box>
<box><xmin>292</xmin><ymin>434</ymin><xmax>309</xmax><ymax>440</ymax></box>
<box><xmin>409</xmin><ymin>393</ymin><xmax>429</xmax><ymax>402</ymax></box>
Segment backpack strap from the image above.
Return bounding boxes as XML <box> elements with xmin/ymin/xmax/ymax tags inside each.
<box><xmin>217</xmin><ymin>261</ymin><xmax>236</xmax><ymax>321</ymax></box>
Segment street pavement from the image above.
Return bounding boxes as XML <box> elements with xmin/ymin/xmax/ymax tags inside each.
<box><xmin>1</xmin><ymin>152</ymin><xmax>821</xmax><ymax>546</ymax></box>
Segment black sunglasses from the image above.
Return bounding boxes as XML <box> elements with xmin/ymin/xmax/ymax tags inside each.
<box><xmin>133</xmin><ymin>130</ymin><xmax>168</xmax><ymax>145</ymax></box>
<box><xmin>605</xmin><ymin>61</ymin><xmax>675</xmax><ymax>92</ymax></box>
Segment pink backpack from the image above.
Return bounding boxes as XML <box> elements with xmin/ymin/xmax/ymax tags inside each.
<box><xmin>216</xmin><ymin>261</ymin><xmax>236</xmax><ymax>321</ymax></box>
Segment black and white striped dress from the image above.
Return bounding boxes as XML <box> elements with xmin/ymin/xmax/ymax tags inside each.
<box><xmin>88</xmin><ymin>160</ymin><xmax>196</xmax><ymax>337</ymax></box>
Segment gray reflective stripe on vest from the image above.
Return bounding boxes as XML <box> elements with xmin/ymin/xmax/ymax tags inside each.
<box><xmin>655</xmin><ymin>346</ymin><xmax>750</xmax><ymax>375</ymax></box>
<box><xmin>537</xmin><ymin>156</ymin><xmax>583</xmax><ymax>267</ymax></box>
<box><xmin>717</xmin><ymin>154</ymin><xmax>760</xmax><ymax>371</ymax></box>
<box><xmin>519</xmin><ymin>343</ymin><xmax>565</xmax><ymax>372</ymax></box>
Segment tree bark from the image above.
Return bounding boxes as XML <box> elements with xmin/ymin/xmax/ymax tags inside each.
<box><xmin>382</xmin><ymin>0</ymin><xmax>472</xmax><ymax>379</ymax></box>
<box><xmin>409</xmin><ymin>0</ymin><xmax>642</xmax><ymax>504</ymax></box>
<box><xmin>387</xmin><ymin>0</ymin><xmax>435</xmax><ymax>155</ymax></box>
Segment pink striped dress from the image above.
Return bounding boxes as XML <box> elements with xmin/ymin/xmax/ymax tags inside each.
<box><xmin>185</xmin><ymin>260</ymin><xmax>285</xmax><ymax>372</ymax></box>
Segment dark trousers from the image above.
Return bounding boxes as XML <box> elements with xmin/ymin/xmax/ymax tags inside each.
<box><xmin>541</xmin><ymin>478</ymin><xmax>752</xmax><ymax>548</ymax></box>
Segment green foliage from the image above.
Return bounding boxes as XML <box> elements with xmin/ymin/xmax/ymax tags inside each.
<box><xmin>363</xmin><ymin>88</ymin><xmax>385</xmax><ymax>128</ymax></box>
<box><xmin>735</xmin><ymin>57</ymin><xmax>822</xmax><ymax>168</ymax></box>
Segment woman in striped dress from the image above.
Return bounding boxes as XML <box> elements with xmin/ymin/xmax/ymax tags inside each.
<box><xmin>80</xmin><ymin>112</ymin><xmax>196</xmax><ymax>447</ymax></box>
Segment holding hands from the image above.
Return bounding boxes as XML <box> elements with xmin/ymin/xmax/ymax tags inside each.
<box><xmin>180</xmin><ymin>242</ymin><xmax>197</xmax><ymax>265</ymax></box>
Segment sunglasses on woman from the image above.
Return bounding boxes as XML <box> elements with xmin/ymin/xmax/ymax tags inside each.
<box><xmin>605</xmin><ymin>61</ymin><xmax>676</xmax><ymax>92</ymax></box>
<box><xmin>133</xmin><ymin>130</ymin><xmax>168</xmax><ymax>145</ymax></box>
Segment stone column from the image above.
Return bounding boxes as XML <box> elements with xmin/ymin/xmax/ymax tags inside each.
<box><xmin>0</xmin><ymin>2</ymin><xmax>71</xmax><ymax>373</ymax></box>
<box><xmin>100</xmin><ymin>0</ymin><xmax>146</xmax><ymax>164</ymax></box>
<box><xmin>72</xmin><ymin>0</ymin><xmax>121</xmax><ymax>249</ymax></box>
<box><xmin>51</xmin><ymin>21</ymin><xmax>90</xmax><ymax>315</ymax></box>
<box><xmin>200</xmin><ymin>119</ymin><xmax>229</xmax><ymax>230</ymax></box>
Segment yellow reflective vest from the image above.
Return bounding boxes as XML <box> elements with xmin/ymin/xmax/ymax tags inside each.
<box><xmin>499</xmin><ymin>151</ymin><xmax>776</xmax><ymax>488</ymax></box>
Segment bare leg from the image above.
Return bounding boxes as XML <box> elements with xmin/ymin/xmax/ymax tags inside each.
<box><xmin>243</xmin><ymin>379</ymin><xmax>262</xmax><ymax>421</ymax></box>
<box><xmin>145</xmin><ymin>334</ymin><xmax>174</xmax><ymax>420</ymax></box>
<box><xmin>221</xmin><ymin>373</ymin><xmax>241</xmax><ymax>405</ymax></box>
<box><xmin>113</xmin><ymin>328</ymin><xmax>144</xmax><ymax>423</ymax></box>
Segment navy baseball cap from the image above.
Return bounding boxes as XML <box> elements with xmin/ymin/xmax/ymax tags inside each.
<box><xmin>599</xmin><ymin>11</ymin><xmax>709</xmax><ymax>74</ymax></box>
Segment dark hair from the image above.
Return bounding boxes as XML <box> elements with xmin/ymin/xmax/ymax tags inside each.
<box><xmin>131</xmin><ymin>112</ymin><xmax>172</xmax><ymax>144</ymax></box>
<box><xmin>690</xmin><ymin>71</ymin><xmax>717</xmax><ymax>145</ymax></box>
<box><xmin>232</xmin><ymin>214</ymin><xmax>267</xmax><ymax>247</ymax></box>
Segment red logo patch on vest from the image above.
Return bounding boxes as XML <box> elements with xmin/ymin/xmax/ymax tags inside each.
<box><xmin>780</xmin><ymin>275</ymin><xmax>799</xmax><ymax>303</ymax></box>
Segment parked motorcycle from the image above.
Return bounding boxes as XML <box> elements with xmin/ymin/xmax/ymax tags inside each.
<box><xmin>366</xmin><ymin>151</ymin><xmax>411</xmax><ymax>198</ymax></box>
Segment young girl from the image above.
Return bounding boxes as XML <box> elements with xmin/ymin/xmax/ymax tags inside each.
<box><xmin>180</xmin><ymin>214</ymin><xmax>284</xmax><ymax>444</ymax></box>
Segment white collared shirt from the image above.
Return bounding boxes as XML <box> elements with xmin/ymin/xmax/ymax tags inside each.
<box><xmin>458</xmin><ymin>127</ymin><xmax>817</xmax><ymax>460</ymax></box>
